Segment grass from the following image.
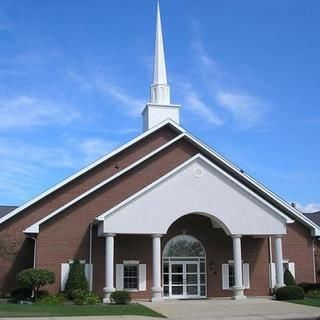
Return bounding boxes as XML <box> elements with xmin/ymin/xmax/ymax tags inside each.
<box><xmin>288</xmin><ymin>298</ymin><xmax>320</xmax><ymax>308</ymax></box>
<box><xmin>0</xmin><ymin>303</ymin><xmax>165</xmax><ymax>318</ymax></box>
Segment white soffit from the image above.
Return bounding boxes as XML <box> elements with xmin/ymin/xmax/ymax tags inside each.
<box><xmin>99</xmin><ymin>154</ymin><xmax>292</xmax><ymax>236</ymax></box>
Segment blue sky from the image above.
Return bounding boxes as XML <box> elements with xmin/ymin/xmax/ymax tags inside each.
<box><xmin>0</xmin><ymin>0</ymin><xmax>319</xmax><ymax>212</ymax></box>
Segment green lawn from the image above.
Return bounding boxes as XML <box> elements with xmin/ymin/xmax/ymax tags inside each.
<box><xmin>288</xmin><ymin>298</ymin><xmax>320</xmax><ymax>308</ymax></box>
<box><xmin>0</xmin><ymin>303</ymin><xmax>165</xmax><ymax>318</ymax></box>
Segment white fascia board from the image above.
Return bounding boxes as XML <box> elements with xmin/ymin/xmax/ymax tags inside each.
<box><xmin>181</xmin><ymin>132</ymin><xmax>320</xmax><ymax>236</ymax></box>
<box><xmin>23</xmin><ymin>133</ymin><xmax>186</xmax><ymax>234</ymax></box>
<box><xmin>97</xmin><ymin>154</ymin><xmax>292</xmax><ymax>225</ymax></box>
<box><xmin>1</xmin><ymin>119</ymin><xmax>185</xmax><ymax>225</ymax></box>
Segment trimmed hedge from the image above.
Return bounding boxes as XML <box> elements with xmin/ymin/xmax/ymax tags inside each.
<box><xmin>10</xmin><ymin>287</ymin><xmax>32</xmax><ymax>301</ymax></box>
<box><xmin>298</xmin><ymin>282</ymin><xmax>320</xmax><ymax>293</ymax></box>
<box><xmin>276</xmin><ymin>285</ymin><xmax>304</xmax><ymax>300</ymax></box>
<box><xmin>110</xmin><ymin>291</ymin><xmax>131</xmax><ymax>304</ymax></box>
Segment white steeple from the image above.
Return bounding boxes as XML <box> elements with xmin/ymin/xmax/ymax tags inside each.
<box><xmin>151</xmin><ymin>0</ymin><xmax>170</xmax><ymax>104</ymax></box>
<box><xmin>142</xmin><ymin>0</ymin><xmax>180</xmax><ymax>132</ymax></box>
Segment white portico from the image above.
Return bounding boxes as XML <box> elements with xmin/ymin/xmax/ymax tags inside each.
<box><xmin>97</xmin><ymin>155</ymin><xmax>293</xmax><ymax>301</ymax></box>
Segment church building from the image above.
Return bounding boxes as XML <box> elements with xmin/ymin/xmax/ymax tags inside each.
<box><xmin>0</xmin><ymin>2</ymin><xmax>319</xmax><ymax>303</ymax></box>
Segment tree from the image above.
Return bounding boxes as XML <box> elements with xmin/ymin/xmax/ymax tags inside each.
<box><xmin>16</xmin><ymin>268</ymin><xmax>55</xmax><ymax>299</ymax></box>
<box><xmin>64</xmin><ymin>259</ymin><xmax>88</xmax><ymax>299</ymax></box>
<box><xmin>284</xmin><ymin>268</ymin><xmax>296</xmax><ymax>286</ymax></box>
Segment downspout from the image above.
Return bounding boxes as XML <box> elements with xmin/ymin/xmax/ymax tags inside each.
<box><xmin>312</xmin><ymin>239</ymin><xmax>316</xmax><ymax>283</ymax></box>
<box><xmin>89</xmin><ymin>223</ymin><xmax>93</xmax><ymax>292</ymax></box>
<box><xmin>268</xmin><ymin>237</ymin><xmax>273</xmax><ymax>294</ymax></box>
<box><xmin>31</xmin><ymin>236</ymin><xmax>37</xmax><ymax>269</ymax></box>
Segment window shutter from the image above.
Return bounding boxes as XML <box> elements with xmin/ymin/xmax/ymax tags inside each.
<box><xmin>138</xmin><ymin>264</ymin><xmax>147</xmax><ymax>291</ymax></box>
<box><xmin>242</xmin><ymin>263</ymin><xmax>250</xmax><ymax>289</ymax></box>
<box><xmin>61</xmin><ymin>263</ymin><xmax>70</xmax><ymax>291</ymax></box>
<box><xmin>288</xmin><ymin>262</ymin><xmax>295</xmax><ymax>279</ymax></box>
<box><xmin>85</xmin><ymin>263</ymin><xmax>93</xmax><ymax>291</ymax></box>
<box><xmin>269</xmin><ymin>263</ymin><xmax>276</xmax><ymax>288</ymax></box>
<box><xmin>222</xmin><ymin>264</ymin><xmax>229</xmax><ymax>290</ymax></box>
<box><xmin>116</xmin><ymin>264</ymin><xmax>124</xmax><ymax>290</ymax></box>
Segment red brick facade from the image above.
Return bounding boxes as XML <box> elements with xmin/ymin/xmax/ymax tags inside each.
<box><xmin>0</xmin><ymin>124</ymin><xmax>317</xmax><ymax>299</ymax></box>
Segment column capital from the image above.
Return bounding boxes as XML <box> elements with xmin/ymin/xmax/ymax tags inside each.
<box><xmin>231</xmin><ymin>234</ymin><xmax>242</xmax><ymax>239</ymax></box>
<box><xmin>273</xmin><ymin>234</ymin><xmax>283</xmax><ymax>239</ymax></box>
<box><xmin>151</xmin><ymin>234</ymin><xmax>163</xmax><ymax>238</ymax></box>
<box><xmin>104</xmin><ymin>233</ymin><xmax>116</xmax><ymax>238</ymax></box>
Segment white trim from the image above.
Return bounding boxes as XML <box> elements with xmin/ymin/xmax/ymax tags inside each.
<box><xmin>0</xmin><ymin>119</ymin><xmax>184</xmax><ymax>225</ymax></box>
<box><xmin>14</xmin><ymin>119</ymin><xmax>319</xmax><ymax>236</ymax></box>
<box><xmin>97</xmin><ymin>154</ymin><xmax>292</xmax><ymax>225</ymax></box>
<box><xmin>24</xmin><ymin>133</ymin><xmax>185</xmax><ymax>233</ymax></box>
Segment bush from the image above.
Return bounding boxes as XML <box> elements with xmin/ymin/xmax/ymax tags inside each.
<box><xmin>110</xmin><ymin>291</ymin><xmax>131</xmax><ymax>304</ymax></box>
<box><xmin>298</xmin><ymin>282</ymin><xmax>320</xmax><ymax>293</ymax></box>
<box><xmin>10</xmin><ymin>287</ymin><xmax>32</xmax><ymax>301</ymax></box>
<box><xmin>16</xmin><ymin>269</ymin><xmax>55</xmax><ymax>299</ymax></box>
<box><xmin>276</xmin><ymin>285</ymin><xmax>304</xmax><ymax>300</ymax></box>
<box><xmin>284</xmin><ymin>269</ymin><xmax>296</xmax><ymax>286</ymax></box>
<box><xmin>71</xmin><ymin>289</ymin><xmax>86</xmax><ymax>305</ymax></box>
<box><xmin>85</xmin><ymin>293</ymin><xmax>100</xmax><ymax>305</ymax></box>
<box><xmin>38</xmin><ymin>294</ymin><xmax>64</xmax><ymax>305</ymax></box>
<box><xmin>306</xmin><ymin>289</ymin><xmax>320</xmax><ymax>299</ymax></box>
<box><xmin>37</xmin><ymin>290</ymin><xmax>49</xmax><ymax>299</ymax></box>
<box><xmin>64</xmin><ymin>260</ymin><xmax>88</xmax><ymax>300</ymax></box>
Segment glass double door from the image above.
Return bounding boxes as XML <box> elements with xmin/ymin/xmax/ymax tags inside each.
<box><xmin>169</xmin><ymin>261</ymin><xmax>200</xmax><ymax>298</ymax></box>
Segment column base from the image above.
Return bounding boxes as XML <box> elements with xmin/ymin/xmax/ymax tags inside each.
<box><xmin>103</xmin><ymin>287</ymin><xmax>115</xmax><ymax>303</ymax></box>
<box><xmin>274</xmin><ymin>284</ymin><xmax>285</xmax><ymax>290</ymax></box>
<box><xmin>151</xmin><ymin>287</ymin><xmax>163</xmax><ymax>302</ymax></box>
<box><xmin>232</xmin><ymin>286</ymin><xmax>246</xmax><ymax>300</ymax></box>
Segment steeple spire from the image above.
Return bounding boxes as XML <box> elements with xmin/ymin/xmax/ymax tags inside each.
<box><xmin>151</xmin><ymin>0</ymin><xmax>170</xmax><ymax>104</ymax></box>
<box><xmin>142</xmin><ymin>1</ymin><xmax>181</xmax><ymax>132</ymax></box>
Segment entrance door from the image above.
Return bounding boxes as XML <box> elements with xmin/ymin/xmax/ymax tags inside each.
<box><xmin>170</xmin><ymin>261</ymin><xmax>200</xmax><ymax>298</ymax></box>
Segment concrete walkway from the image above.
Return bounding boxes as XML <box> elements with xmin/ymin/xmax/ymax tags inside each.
<box><xmin>141</xmin><ymin>297</ymin><xmax>320</xmax><ymax>320</ymax></box>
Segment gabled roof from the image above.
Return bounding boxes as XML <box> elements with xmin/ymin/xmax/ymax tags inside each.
<box><xmin>303</xmin><ymin>212</ymin><xmax>320</xmax><ymax>228</ymax></box>
<box><xmin>3</xmin><ymin>119</ymin><xmax>319</xmax><ymax>236</ymax></box>
<box><xmin>0</xmin><ymin>119</ymin><xmax>184</xmax><ymax>225</ymax></box>
<box><xmin>0</xmin><ymin>205</ymin><xmax>18</xmax><ymax>219</ymax></box>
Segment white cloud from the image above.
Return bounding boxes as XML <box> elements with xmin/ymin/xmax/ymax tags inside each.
<box><xmin>216</xmin><ymin>91</ymin><xmax>267</xmax><ymax>129</ymax></box>
<box><xmin>296</xmin><ymin>203</ymin><xmax>320</xmax><ymax>213</ymax></box>
<box><xmin>68</xmin><ymin>72</ymin><xmax>144</xmax><ymax>117</ymax></box>
<box><xmin>185</xmin><ymin>90</ymin><xmax>224</xmax><ymax>126</ymax></box>
<box><xmin>0</xmin><ymin>96</ymin><xmax>80</xmax><ymax>130</ymax></box>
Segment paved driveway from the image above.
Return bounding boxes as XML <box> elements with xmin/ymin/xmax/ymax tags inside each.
<box><xmin>141</xmin><ymin>297</ymin><xmax>320</xmax><ymax>320</ymax></box>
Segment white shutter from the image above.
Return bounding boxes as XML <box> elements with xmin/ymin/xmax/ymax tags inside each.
<box><xmin>61</xmin><ymin>263</ymin><xmax>70</xmax><ymax>291</ymax></box>
<box><xmin>242</xmin><ymin>263</ymin><xmax>250</xmax><ymax>289</ymax></box>
<box><xmin>288</xmin><ymin>262</ymin><xmax>295</xmax><ymax>279</ymax></box>
<box><xmin>116</xmin><ymin>264</ymin><xmax>124</xmax><ymax>290</ymax></box>
<box><xmin>85</xmin><ymin>263</ymin><xmax>93</xmax><ymax>291</ymax></box>
<box><xmin>222</xmin><ymin>264</ymin><xmax>229</xmax><ymax>290</ymax></box>
<box><xmin>269</xmin><ymin>263</ymin><xmax>276</xmax><ymax>289</ymax></box>
<box><xmin>138</xmin><ymin>264</ymin><xmax>147</xmax><ymax>291</ymax></box>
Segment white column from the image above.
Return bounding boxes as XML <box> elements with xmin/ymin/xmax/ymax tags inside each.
<box><xmin>151</xmin><ymin>234</ymin><xmax>163</xmax><ymax>302</ymax></box>
<box><xmin>103</xmin><ymin>233</ymin><xmax>116</xmax><ymax>303</ymax></box>
<box><xmin>274</xmin><ymin>235</ymin><xmax>285</xmax><ymax>289</ymax></box>
<box><xmin>232</xmin><ymin>235</ymin><xmax>246</xmax><ymax>300</ymax></box>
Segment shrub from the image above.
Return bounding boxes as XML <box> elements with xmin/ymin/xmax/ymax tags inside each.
<box><xmin>16</xmin><ymin>269</ymin><xmax>55</xmax><ymax>299</ymax></box>
<box><xmin>85</xmin><ymin>293</ymin><xmax>100</xmax><ymax>305</ymax></box>
<box><xmin>10</xmin><ymin>287</ymin><xmax>32</xmax><ymax>301</ymax></box>
<box><xmin>64</xmin><ymin>260</ymin><xmax>88</xmax><ymax>300</ymax></box>
<box><xmin>298</xmin><ymin>282</ymin><xmax>320</xmax><ymax>293</ymax></box>
<box><xmin>37</xmin><ymin>290</ymin><xmax>49</xmax><ymax>299</ymax></box>
<box><xmin>276</xmin><ymin>285</ymin><xmax>304</xmax><ymax>300</ymax></box>
<box><xmin>38</xmin><ymin>294</ymin><xmax>64</xmax><ymax>305</ymax></box>
<box><xmin>71</xmin><ymin>289</ymin><xmax>86</xmax><ymax>305</ymax></box>
<box><xmin>306</xmin><ymin>289</ymin><xmax>320</xmax><ymax>299</ymax></box>
<box><xmin>284</xmin><ymin>269</ymin><xmax>296</xmax><ymax>286</ymax></box>
<box><xmin>110</xmin><ymin>291</ymin><xmax>131</xmax><ymax>304</ymax></box>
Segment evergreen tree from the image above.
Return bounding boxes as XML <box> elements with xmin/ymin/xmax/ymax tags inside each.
<box><xmin>64</xmin><ymin>259</ymin><xmax>88</xmax><ymax>299</ymax></box>
<box><xmin>284</xmin><ymin>268</ymin><xmax>296</xmax><ymax>286</ymax></box>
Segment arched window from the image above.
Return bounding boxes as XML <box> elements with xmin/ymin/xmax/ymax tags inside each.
<box><xmin>163</xmin><ymin>235</ymin><xmax>205</xmax><ymax>258</ymax></box>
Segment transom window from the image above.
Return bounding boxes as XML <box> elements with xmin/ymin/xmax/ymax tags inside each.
<box><xmin>163</xmin><ymin>235</ymin><xmax>205</xmax><ymax>257</ymax></box>
<box><xmin>123</xmin><ymin>265</ymin><xmax>138</xmax><ymax>290</ymax></box>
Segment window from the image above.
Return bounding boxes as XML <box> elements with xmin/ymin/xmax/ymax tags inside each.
<box><xmin>123</xmin><ymin>265</ymin><xmax>138</xmax><ymax>290</ymax></box>
<box><xmin>228</xmin><ymin>264</ymin><xmax>235</xmax><ymax>288</ymax></box>
<box><xmin>222</xmin><ymin>262</ymin><xmax>250</xmax><ymax>290</ymax></box>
